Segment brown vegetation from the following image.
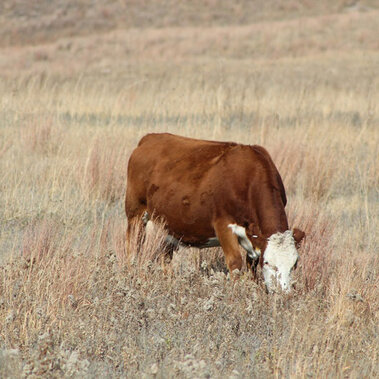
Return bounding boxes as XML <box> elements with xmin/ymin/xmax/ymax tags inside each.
<box><xmin>0</xmin><ymin>1</ymin><xmax>378</xmax><ymax>377</ymax></box>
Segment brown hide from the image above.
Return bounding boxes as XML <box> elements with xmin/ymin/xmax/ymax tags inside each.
<box><xmin>125</xmin><ymin>133</ymin><xmax>291</xmax><ymax>273</ymax></box>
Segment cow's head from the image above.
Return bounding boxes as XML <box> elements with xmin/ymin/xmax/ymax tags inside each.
<box><xmin>229</xmin><ymin>224</ymin><xmax>305</xmax><ymax>293</ymax></box>
<box><xmin>259</xmin><ymin>229</ymin><xmax>304</xmax><ymax>293</ymax></box>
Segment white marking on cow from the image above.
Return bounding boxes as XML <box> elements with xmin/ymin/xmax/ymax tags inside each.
<box><xmin>165</xmin><ymin>234</ymin><xmax>181</xmax><ymax>247</ymax></box>
<box><xmin>198</xmin><ymin>237</ymin><xmax>220</xmax><ymax>248</ymax></box>
<box><xmin>262</xmin><ymin>230</ymin><xmax>299</xmax><ymax>293</ymax></box>
<box><xmin>165</xmin><ymin>234</ymin><xmax>221</xmax><ymax>249</ymax></box>
<box><xmin>142</xmin><ymin>211</ymin><xmax>150</xmax><ymax>226</ymax></box>
<box><xmin>228</xmin><ymin>224</ymin><xmax>260</xmax><ymax>260</ymax></box>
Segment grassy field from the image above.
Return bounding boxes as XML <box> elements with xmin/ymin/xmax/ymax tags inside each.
<box><xmin>0</xmin><ymin>1</ymin><xmax>378</xmax><ymax>377</ymax></box>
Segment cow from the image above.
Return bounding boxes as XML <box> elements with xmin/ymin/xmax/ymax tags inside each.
<box><xmin>125</xmin><ymin>133</ymin><xmax>305</xmax><ymax>292</ymax></box>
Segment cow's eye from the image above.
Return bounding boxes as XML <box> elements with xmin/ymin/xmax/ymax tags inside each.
<box><xmin>264</xmin><ymin>261</ymin><xmax>268</xmax><ymax>265</ymax></box>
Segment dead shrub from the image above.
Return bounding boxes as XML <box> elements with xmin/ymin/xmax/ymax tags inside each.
<box><xmin>124</xmin><ymin>218</ymin><xmax>171</xmax><ymax>271</ymax></box>
<box><xmin>83</xmin><ymin>137</ymin><xmax>129</xmax><ymax>203</ymax></box>
<box><xmin>288</xmin><ymin>202</ymin><xmax>334</xmax><ymax>293</ymax></box>
<box><xmin>22</xmin><ymin>218</ymin><xmax>60</xmax><ymax>265</ymax></box>
<box><xmin>0</xmin><ymin>349</ymin><xmax>22</xmax><ymax>378</ymax></box>
<box><xmin>302</xmin><ymin>147</ymin><xmax>336</xmax><ymax>201</ymax></box>
<box><xmin>0</xmin><ymin>139</ymin><xmax>12</xmax><ymax>160</ymax></box>
<box><xmin>21</xmin><ymin>116</ymin><xmax>62</xmax><ymax>155</ymax></box>
<box><xmin>299</xmin><ymin>219</ymin><xmax>332</xmax><ymax>293</ymax></box>
<box><xmin>271</xmin><ymin>141</ymin><xmax>336</xmax><ymax>200</ymax></box>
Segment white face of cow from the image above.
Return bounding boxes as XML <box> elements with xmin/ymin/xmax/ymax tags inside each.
<box><xmin>262</xmin><ymin>231</ymin><xmax>299</xmax><ymax>293</ymax></box>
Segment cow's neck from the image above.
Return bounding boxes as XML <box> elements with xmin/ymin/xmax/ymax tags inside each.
<box><xmin>255</xmin><ymin>195</ymin><xmax>289</xmax><ymax>237</ymax></box>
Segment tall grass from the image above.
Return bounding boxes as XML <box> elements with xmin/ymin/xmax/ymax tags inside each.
<box><xmin>0</xmin><ymin>4</ymin><xmax>378</xmax><ymax>378</ymax></box>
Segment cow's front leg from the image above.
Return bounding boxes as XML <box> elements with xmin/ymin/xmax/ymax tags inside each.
<box><xmin>213</xmin><ymin>219</ymin><xmax>242</xmax><ymax>275</ymax></box>
<box><xmin>227</xmin><ymin>223</ymin><xmax>260</xmax><ymax>279</ymax></box>
<box><xmin>246</xmin><ymin>254</ymin><xmax>259</xmax><ymax>280</ymax></box>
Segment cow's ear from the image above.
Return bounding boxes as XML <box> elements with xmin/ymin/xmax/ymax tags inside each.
<box><xmin>293</xmin><ymin>228</ymin><xmax>305</xmax><ymax>247</ymax></box>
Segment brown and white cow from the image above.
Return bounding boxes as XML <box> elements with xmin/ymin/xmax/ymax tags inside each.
<box><xmin>125</xmin><ymin>133</ymin><xmax>305</xmax><ymax>292</ymax></box>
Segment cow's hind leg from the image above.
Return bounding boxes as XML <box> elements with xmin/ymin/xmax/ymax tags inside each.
<box><xmin>146</xmin><ymin>219</ymin><xmax>178</xmax><ymax>263</ymax></box>
<box><xmin>126</xmin><ymin>215</ymin><xmax>146</xmax><ymax>257</ymax></box>
<box><xmin>125</xmin><ymin>188</ymin><xmax>147</xmax><ymax>258</ymax></box>
<box><xmin>213</xmin><ymin>219</ymin><xmax>242</xmax><ymax>276</ymax></box>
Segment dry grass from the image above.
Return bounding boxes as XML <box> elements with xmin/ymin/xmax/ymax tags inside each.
<box><xmin>0</xmin><ymin>2</ymin><xmax>378</xmax><ymax>378</ymax></box>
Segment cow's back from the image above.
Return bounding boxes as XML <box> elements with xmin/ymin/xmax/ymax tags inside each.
<box><xmin>136</xmin><ymin>133</ymin><xmax>236</xmax><ymax>167</ymax></box>
<box><xmin>128</xmin><ymin>133</ymin><xmax>238</xmax><ymax>188</ymax></box>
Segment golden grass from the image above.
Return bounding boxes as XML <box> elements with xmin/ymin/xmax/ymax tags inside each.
<box><xmin>0</xmin><ymin>3</ymin><xmax>378</xmax><ymax>377</ymax></box>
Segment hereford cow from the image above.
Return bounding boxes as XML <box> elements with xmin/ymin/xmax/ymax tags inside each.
<box><xmin>125</xmin><ymin>133</ymin><xmax>305</xmax><ymax>292</ymax></box>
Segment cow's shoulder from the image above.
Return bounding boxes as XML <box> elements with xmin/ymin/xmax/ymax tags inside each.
<box><xmin>250</xmin><ymin>145</ymin><xmax>287</xmax><ymax>207</ymax></box>
<box><xmin>250</xmin><ymin>145</ymin><xmax>274</xmax><ymax>162</ymax></box>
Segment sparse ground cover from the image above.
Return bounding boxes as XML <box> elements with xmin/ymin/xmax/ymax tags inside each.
<box><xmin>0</xmin><ymin>1</ymin><xmax>378</xmax><ymax>377</ymax></box>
